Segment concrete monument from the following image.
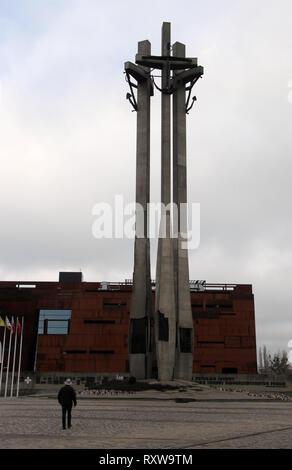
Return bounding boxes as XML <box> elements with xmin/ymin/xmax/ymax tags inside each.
<box><xmin>125</xmin><ymin>22</ymin><xmax>203</xmax><ymax>381</ymax></box>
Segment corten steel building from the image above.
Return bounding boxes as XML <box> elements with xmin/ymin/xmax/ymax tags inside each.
<box><xmin>0</xmin><ymin>273</ymin><xmax>257</xmax><ymax>376</ymax></box>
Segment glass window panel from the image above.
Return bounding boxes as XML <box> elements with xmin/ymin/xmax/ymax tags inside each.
<box><xmin>48</xmin><ymin>320</ymin><xmax>68</xmax><ymax>329</ymax></box>
<box><xmin>47</xmin><ymin>326</ymin><xmax>68</xmax><ymax>334</ymax></box>
<box><xmin>39</xmin><ymin>309</ymin><xmax>71</xmax><ymax>320</ymax></box>
<box><xmin>38</xmin><ymin>310</ymin><xmax>71</xmax><ymax>335</ymax></box>
<box><xmin>45</xmin><ymin>313</ymin><xmax>70</xmax><ymax>320</ymax></box>
<box><xmin>47</xmin><ymin>320</ymin><xmax>69</xmax><ymax>334</ymax></box>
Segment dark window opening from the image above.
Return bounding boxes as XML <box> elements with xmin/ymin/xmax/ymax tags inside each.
<box><xmin>180</xmin><ymin>328</ymin><xmax>192</xmax><ymax>353</ymax></box>
<box><xmin>90</xmin><ymin>350</ymin><xmax>115</xmax><ymax>354</ymax></box>
<box><xmin>158</xmin><ymin>311</ymin><xmax>169</xmax><ymax>342</ymax></box>
<box><xmin>84</xmin><ymin>320</ymin><xmax>115</xmax><ymax>324</ymax></box>
<box><xmin>63</xmin><ymin>350</ymin><xmax>86</xmax><ymax>354</ymax></box>
<box><xmin>103</xmin><ymin>302</ymin><xmax>126</xmax><ymax>310</ymax></box>
<box><xmin>130</xmin><ymin>318</ymin><xmax>147</xmax><ymax>354</ymax></box>
<box><xmin>222</xmin><ymin>368</ymin><xmax>238</xmax><ymax>374</ymax></box>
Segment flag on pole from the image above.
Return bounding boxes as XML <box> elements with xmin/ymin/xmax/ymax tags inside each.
<box><xmin>0</xmin><ymin>316</ymin><xmax>6</xmax><ymax>328</ymax></box>
<box><xmin>0</xmin><ymin>323</ymin><xmax>7</xmax><ymax>395</ymax></box>
<box><xmin>5</xmin><ymin>316</ymin><xmax>12</xmax><ymax>330</ymax></box>
<box><xmin>16</xmin><ymin>316</ymin><xmax>24</xmax><ymax>398</ymax></box>
<box><xmin>4</xmin><ymin>317</ymin><xmax>13</xmax><ymax>397</ymax></box>
<box><xmin>11</xmin><ymin>317</ymin><xmax>16</xmax><ymax>336</ymax></box>
<box><xmin>10</xmin><ymin>317</ymin><xmax>18</xmax><ymax>396</ymax></box>
<box><xmin>17</xmin><ymin>318</ymin><xmax>22</xmax><ymax>336</ymax></box>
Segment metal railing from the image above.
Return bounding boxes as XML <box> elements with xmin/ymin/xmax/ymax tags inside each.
<box><xmin>0</xmin><ymin>280</ymin><xmax>238</xmax><ymax>293</ymax></box>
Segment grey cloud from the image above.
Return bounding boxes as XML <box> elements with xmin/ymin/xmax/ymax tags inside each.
<box><xmin>0</xmin><ymin>0</ymin><xmax>291</xmax><ymax>355</ymax></box>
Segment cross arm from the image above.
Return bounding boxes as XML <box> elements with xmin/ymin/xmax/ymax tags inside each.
<box><xmin>135</xmin><ymin>54</ymin><xmax>198</xmax><ymax>70</ymax></box>
<box><xmin>124</xmin><ymin>61</ymin><xmax>151</xmax><ymax>83</ymax></box>
<box><xmin>172</xmin><ymin>65</ymin><xmax>204</xmax><ymax>86</ymax></box>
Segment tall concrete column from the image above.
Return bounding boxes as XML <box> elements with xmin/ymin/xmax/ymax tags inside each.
<box><xmin>155</xmin><ymin>23</ymin><xmax>176</xmax><ymax>381</ymax></box>
<box><xmin>172</xmin><ymin>42</ymin><xmax>194</xmax><ymax>380</ymax></box>
<box><xmin>126</xmin><ymin>22</ymin><xmax>203</xmax><ymax>381</ymax></box>
<box><xmin>128</xmin><ymin>40</ymin><xmax>154</xmax><ymax>379</ymax></box>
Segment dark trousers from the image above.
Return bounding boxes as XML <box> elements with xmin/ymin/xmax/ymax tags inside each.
<box><xmin>62</xmin><ymin>405</ymin><xmax>72</xmax><ymax>429</ymax></box>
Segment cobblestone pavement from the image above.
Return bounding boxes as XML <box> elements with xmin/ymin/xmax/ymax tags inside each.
<box><xmin>1</xmin><ymin>395</ymin><xmax>292</xmax><ymax>449</ymax></box>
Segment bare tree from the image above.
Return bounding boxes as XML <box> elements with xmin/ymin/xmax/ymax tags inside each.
<box><xmin>263</xmin><ymin>345</ymin><xmax>270</xmax><ymax>371</ymax></box>
<box><xmin>258</xmin><ymin>345</ymin><xmax>290</xmax><ymax>376</ymax></box>
<box><xmin>269</xmin><ymin>350</ymin><xmax>289</xmax><ymax>376</ymax></box>
<box><xmin>258</xmin><ymin>346</ymin><xmax>263</xmax><ymax>373</ymax></box>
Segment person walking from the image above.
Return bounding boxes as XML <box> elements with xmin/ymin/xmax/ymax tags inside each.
<box><xmin>58</xmin><ymin>378</ymin><xmax>77</xmax><ymax>430</ymax></box>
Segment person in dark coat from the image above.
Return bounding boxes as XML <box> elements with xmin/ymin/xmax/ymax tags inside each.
<box><xmin>58</xmin><ymin>378</ymin><xmax>77</xmax><ymax>430</ymax></box>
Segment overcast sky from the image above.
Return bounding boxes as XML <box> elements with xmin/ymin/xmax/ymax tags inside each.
<box><xmin>0</xmin><ymin>0</ymin><xmax>292</xmax><ymax>356</ymax></box>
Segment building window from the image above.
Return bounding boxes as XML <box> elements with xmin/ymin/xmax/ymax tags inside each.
<box><xmin>222</xmin><ymin>368</ymin><xmax>238</xmax><ymax>374</ymax></box>
<box><xmin>103</xmin><ymin>300</ymin><xmax>126</xmax><ymax>310</ymax></box>
<box><xmin>62</xmin><ymin>350</ymin><xmax>86</xmax><ymax>354</ymax></box>
<box><xmin>90</xmin><ymin>350</ymin><xmax>115</xmax><ymax>354</ymax></box>
<box><xmin>38</xmin><ymin>310</ymin><xmax>71</xmax><ymax>335</ymax></box>
<box><xmin>83</xmin><ymin>319</ymin><xmax>115</xmax><ymax>324</ymax></box>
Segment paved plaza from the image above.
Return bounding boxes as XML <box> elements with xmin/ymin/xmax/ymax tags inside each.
<box><xmin>1</xmin><ymin>388</ymin><xmax>292</xmax><ymax>449</ymax></box>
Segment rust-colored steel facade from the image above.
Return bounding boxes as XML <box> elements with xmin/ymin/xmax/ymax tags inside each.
<box><xmin>0</xmin><ymin>280</ymin><xmax>257</xmax><ymax>375</ymax></box>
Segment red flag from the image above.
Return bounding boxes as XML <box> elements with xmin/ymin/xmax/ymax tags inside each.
<box><xmin>17</xmin><ymin>318</ymin><xmax>22</xmax><ymax>336</ymax></box>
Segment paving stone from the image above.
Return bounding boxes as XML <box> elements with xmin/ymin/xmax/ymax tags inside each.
<box><xmin>1</xmin><ymin>393</ymin><xmax>292</xmax><ymax>449</ymax></box>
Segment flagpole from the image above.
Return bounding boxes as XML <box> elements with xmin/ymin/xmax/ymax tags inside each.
<box><xmin>4</xmin><ymin>317</ymin><xmax>13</xmax><ymax>398</ymax></box>
<box><xmin>16</xmin><ymin>317</ymin><xmax>24</xmax><ymax>398</ymax></box>
<box><xmin>10</xmin><ymin>317</ymin><xmax>18</xmax><ymax>397</ymax></box>
<box><xmin>0</xmin><ymin>324</ymin><xmax>7</xmax><ymax>396</ymax></box>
